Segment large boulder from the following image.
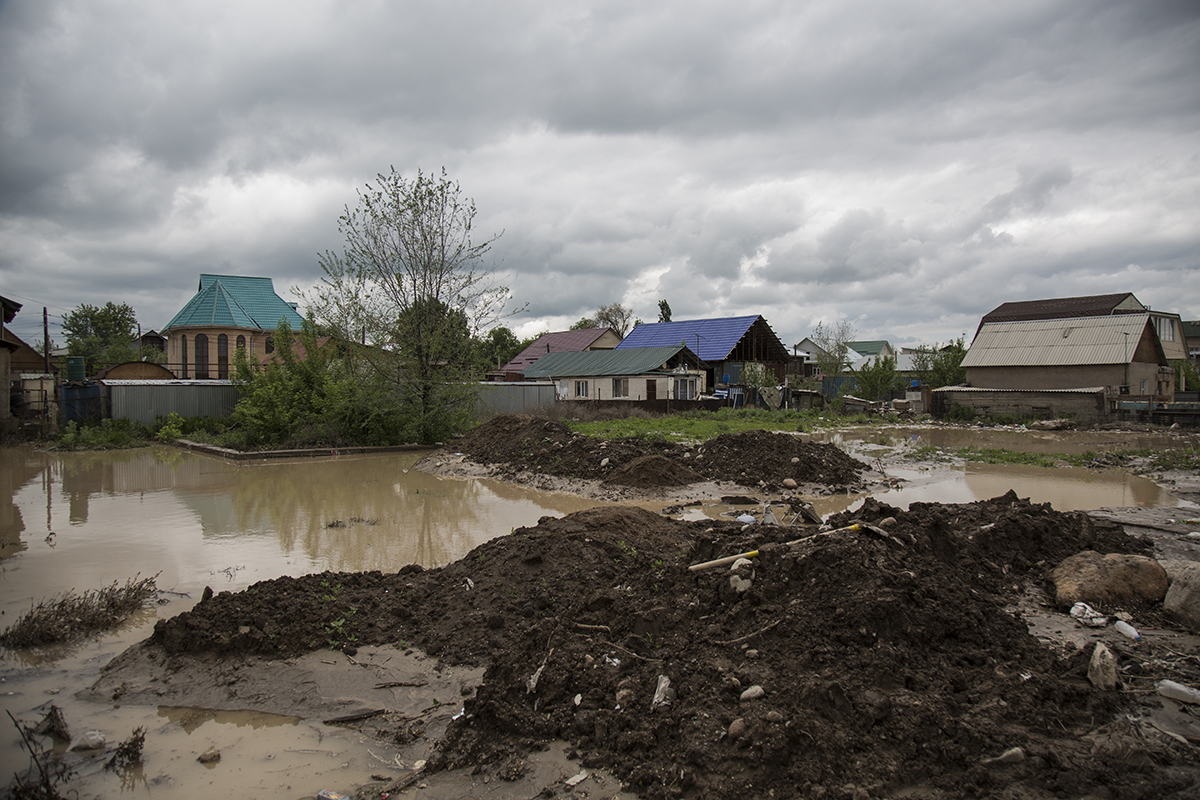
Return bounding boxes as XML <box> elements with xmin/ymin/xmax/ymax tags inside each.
<box><xmin>1161</xmin><ymin>560</ymin><xmax>1200</xmax><ymax>632</ymax></box>
<box><xmin>1048</xmin><ymin>551</ymin><xmax>1168</xmax><ymax>608</ymax></box>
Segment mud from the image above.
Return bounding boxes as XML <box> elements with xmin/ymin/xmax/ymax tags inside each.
<box><xmin>28</xmin><ymin>417</ymin><xmax>1200</xmax><ymax>799</ymax></box>
<box><xmin>123</xmin><ymin>491</ymin><xmax>1200</xmax><ymax>799</ymax></box>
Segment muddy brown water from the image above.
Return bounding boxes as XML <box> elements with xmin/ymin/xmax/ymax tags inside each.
<box><xmin>0</xmin><ymin>435</ymin><xmax>1194</xmax><ymax>799</ymax></box>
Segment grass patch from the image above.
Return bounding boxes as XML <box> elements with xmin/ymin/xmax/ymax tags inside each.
<box><xmin>565</xmin><ymin>408</ymin><xmax>877</xmax><ymax>442</ymax></box>
<box><xmin>0</xmin><ymin>575</ymin><xmax>159</xmax><ymax>649</ymax></box>
<box><xmin>953</xmin><ymin>448</ymin><xmax>1060</xmax><ymax>468</ymax></box>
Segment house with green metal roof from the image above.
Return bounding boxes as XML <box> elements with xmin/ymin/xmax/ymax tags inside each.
<box><xmin>163</xmin><ymin>274</ymin><xmax>305</xmax><ymax>379</ymax></box>
<box><xmin>522</xmin><ymin>345</ymin><xmax>705</xmax><ymax>401</ymax></box>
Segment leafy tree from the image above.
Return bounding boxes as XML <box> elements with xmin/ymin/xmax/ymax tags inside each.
<box><xmin>61</xmin><ymin>301</ymin><xmax>139</xmax><ymax>372</ymax></box>
<box><xmin>854</xmin><ymin>354</ymin><xmax>899</xmax><ymax>401</ymax></box>
<box><xmin>570</xmin><ymin>316</ymin><xmax>597</xmax><ymax>330</ymax></box>
<box><xmin>1174</xmin><ymin>359</ymin><xmax>1199</xmax><ymax>392</ymax></box>
<box><xmin>474</xmin><ymin>326</ymin><xmax>523</xmax><ymax>371</ymax></box>
<box><xmin>231</xmin><ymin>318</ymin><xmax>407</xmax><ymax>448</ymax></box>
<box><xmin>657</xmin><ymin>299</ymin><xmax>672</xmax><ymax>323</ymax></box>
<box><xmin>595</xmin><ymin>303</ymin><xmax>634</xmax><ymax>337</ymax></box>
<box><xmin>808</xmin><ymin>320</ymin><xmax>856</xmax><ymax>378</ymax></box>
<box><xmin>308</xmin><ymin>167</ymin><xmax>515</xmax><ymax>444</ymax></box>
<box><xmin>911</xmin><ymin>337</ymin><xmax>968</xmax><ymax>388</ymax></box>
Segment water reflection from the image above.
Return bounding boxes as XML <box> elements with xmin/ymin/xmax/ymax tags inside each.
<box><xmin>1</xmin><ymin>446</ymin><xmax>606</xmax><ymax>623</ymax></box>
<box><xmin>158</xmin><ymin>706</ymin><xmax>302</xmax><ymax>733</ymax></box>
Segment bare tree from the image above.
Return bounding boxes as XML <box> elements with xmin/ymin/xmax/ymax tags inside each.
<box><xmin>809</xmin><ymin>320</ymin><xmax>856</xmax><ymax>378</ymax></box>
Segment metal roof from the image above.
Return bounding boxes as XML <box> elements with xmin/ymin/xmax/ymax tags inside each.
<box><xmin>961</xmin><ymin>315</ymin><xmax>1155</xmax><ymax>368</ymax></box>
<box><xmin>500</xmin><ymin>327</ymin><xmax>616</xmax><ymax>372</ymax></box>
<box><xmin>522</xmin><ymin>346</ymin><xmax>696</xmax><ymax>378</ymax></box>
<box><xmin>165</xmin><ymin>274</ymin><xmax>304</xmax><ymax>331</ymax></box>
<box><xmin>615</xmin><ymin>315</ymin><xmax>767</xmax><ymax>361</ymax></box>
<box><xmin>848</xmin><ymin>340</ymin><xmax>889</xmax><ymax>357</ymax></box>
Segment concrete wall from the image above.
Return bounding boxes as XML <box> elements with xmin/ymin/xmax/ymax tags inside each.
<box><xmin>933</xmin><ymin>388</ymin><xmax>1108</xmax><ymax>423</ymax></box>
<box><xmin>964</xmin><ymin>363</ymin><xmax>1160</xmax><ymax>393</ymax></box>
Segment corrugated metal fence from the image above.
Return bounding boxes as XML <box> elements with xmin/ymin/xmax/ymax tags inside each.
<box><xmin>103</xmin><ymin>380</ymin><xmax>241</xmax><ymax>425</ymax></box>
<box><xmin>473</xmin><ymin>382</ymin><xmax>558</xmax><ymax>415</ymax></box>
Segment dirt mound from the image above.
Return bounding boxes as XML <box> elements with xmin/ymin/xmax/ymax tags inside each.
<box><xmin>144</xmin><ymin>497</ymin><xmax>1198</xmax><ymax>799</ymax></box>
<box><xmin>449</xmin><ymin>415</ymin><xmax>868</xmax><ymax>493</ymax></box>
<box><xmin>691</xmin><ymin>429</ymin><xmax>870</xmax><ymax>489</ymax></box>
<box><xmin>603</xmin><ymin>454</ymin><xmax>705</xmax><ymax>487</ymax></box>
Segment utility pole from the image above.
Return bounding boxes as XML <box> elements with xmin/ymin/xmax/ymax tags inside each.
<box><xmin>43</xmin><ymin>307</ymin><xmax>49</xmax><ymax>372</ymax></box>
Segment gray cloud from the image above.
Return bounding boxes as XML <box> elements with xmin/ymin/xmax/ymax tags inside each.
<box><xmin>2</xmin><ymin>0</ymin><xmax>1198</xmax><ymax>351</ymax></box>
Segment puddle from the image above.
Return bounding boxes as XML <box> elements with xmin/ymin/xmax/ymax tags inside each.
<box><xmin>0</xmin><ymin>445</ymin><xmax>609</xmax><ymax>798</ymax></box>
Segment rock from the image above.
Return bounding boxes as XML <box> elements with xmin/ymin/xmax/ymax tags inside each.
<box><xmin>615</xmin><ymin>688</ymin><xmax>635</xmax><ymax>706</ymax></box>
<box><xmin>765</xmin><ymin>710</ymin><xmax>785</xmax><ymax>723</ymax></box>
<box><xmin>600</xmin><ymin>457</ymin><xmax>609</xmax><ymax>468</ymax></box>
<box><xmin>981</xmin><ymin>746</ymin><xmax>1025</xmax><ymax>767</ymax></box>
<box><xmin>1048</xmin><ymin>551</ymin><xmax>1169</xmax><ymax>608</ymax></box>
<box><xmin>71</xmin><ymin>730</ymin><xmax>106</xmax><ymax>750</ymax></box>
<box><xmin>782</xmin><ymin>478</ymin><xmax>798</xmax><ymax>489</ymax></box>
<box><xmin>740</xmin><ymin>685</ymin><xmax>765</xmax><ymax>701</ymax></box>
<box><xmin>790</xmin><ymin>457</ymin><xmax>800</xmax><ymax>464</ymax></box>
<box><xmin>198</xmin><ymin>746</ymin><xmax>221</xmax><ymax>763</ymax></box>
<box><xmin>728</xmin><ymin>718</ymin><xmax>748</xmax><ymax>739</ymax></box>
<box><xmin>1087</xmin><ymin>642</ymin><xmax>1118</xmax><ymax>690</ymax></box>
<box><xmin>1161</xmin><ymin>560</ymin><xmax>1200</xmax><ymax>632</ymax></box>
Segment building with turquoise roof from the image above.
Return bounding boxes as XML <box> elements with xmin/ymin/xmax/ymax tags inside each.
<box><xmin>163</xmin><ymin>274</ymin><xmax>304</xmax><ymax>379</ymax></box>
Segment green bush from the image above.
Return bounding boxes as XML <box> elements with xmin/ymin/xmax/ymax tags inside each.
<box><xmin>945</xmin><ymin>404</ymin><xmax>977</xmax><ymax>422</ymax></box>
<box><xmin>54</xmin><ymin>418</ymin><xmax>152</xmax><ymax>451</ymax></box>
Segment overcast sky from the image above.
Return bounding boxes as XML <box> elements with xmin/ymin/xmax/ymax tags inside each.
<box><xmin>2</xmin><ymin>0</ymin><xmax>1198</xmax><ymax>351</ymax></box>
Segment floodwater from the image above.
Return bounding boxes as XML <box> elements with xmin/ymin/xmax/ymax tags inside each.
<box><xmin>0</xmin><ymin>436</ymin><xmax>1193</xmax><ymax>798</ymax></box>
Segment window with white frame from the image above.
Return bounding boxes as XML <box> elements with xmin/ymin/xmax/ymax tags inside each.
<box><xmin>1154</xmin><ymin>316</ymin><xmax>1175</xmax><ymax>342</ymax></box>
<box><xmin>673</xmin><ymin>378</ymin><xmax>696</xmax><ymax>400</ymax></box>
<box><xmin>612</xmin><ymin>378</ymin><xmax>629</xmax><ymax>398</ymax></box>
<box><xmin>574</xmin><ymin>380</ymin><xmax>589</xmax><ymax>398</ymax></box>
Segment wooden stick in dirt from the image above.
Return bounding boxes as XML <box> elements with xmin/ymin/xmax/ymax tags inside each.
<box><xmin>687</xmin><ymin>524</ymin><xmax>866</xmax><ymax>572</ymax></box>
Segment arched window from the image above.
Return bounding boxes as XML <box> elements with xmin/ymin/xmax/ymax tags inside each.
<box><xmin>195</xmin><ymin>334</ymin><xmax>210</xmax><ymax>379</ymax></box>
<box><xmin>217</xmin><ymin>334</ymin><xmax>229</xmax><ymax>379</ymax></box>
<box><xmin>180</xmin><ymin>335</ymin><xmax>188</xmax><ymax>378</ymax></box>
<box><xmin>265</xmin><ymin>336</ymin><xmax>274</xmax><ymax>355</ymax></box>
<box><xmin>236</xmin><ymin>335</ymin><xmax>246</xmax><ymax>354</ymax></box>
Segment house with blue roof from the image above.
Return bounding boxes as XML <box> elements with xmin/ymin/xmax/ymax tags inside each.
<box><xmin>163</xmin><ymin>274</ymin><xmax>304</xmax><ymax>379</ymax></box>
<box><xmin>616</xmin><ymin>315</ymin><xmax>789</xmax><ymax>389</ymax></box>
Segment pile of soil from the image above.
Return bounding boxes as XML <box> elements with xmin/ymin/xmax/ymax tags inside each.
<box><xmin>447</xmin><ymin>414</ymin><xmax>871</xmax><ymax>493</ymax></box>
<box><xmin>147</xmin><ymin>493</ymin><xmax>1199</xmax><ymax>799</ymax></box>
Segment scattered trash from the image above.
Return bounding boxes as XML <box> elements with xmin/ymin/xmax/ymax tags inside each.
<box><xmin>981</xmin><ymin>746</ymin><xmax>1026</xmax><ymax>767</ymax></box>
<box><xmin>1157</xmin><ymin>680</ymin><xmax>1200</xmax><ymax>705</ymax></box>
<box><xmin>197</xmin><ymin>745</ymin><xmax>221</xmax><ymax>763</ymax></box>
<box><xmin>1113</xmin><ymin>620</ymin><xmax>1141</xmax><ymax>641</ymax></box>
<box><xmin>1070</xmin><ymin>601</ymin><xmax>1108</xmax><ymax>627</ymax></box>
<box><xmin>464</xmin><ymin>577</ymin><xmax>474</xmax><ymax>590</ymax></box>
<box><xmin>736</xmin><ymin>514</ymin><xmax>757</xmax><ymax>525</ymax></box>
<box><xmin>317</xmin><ymin>791</ymin><xmax>348</xmax><ymax>800</ymax></box>
<box><xmin>1087</xmin><ymin>642</ymin><xmax>1118</xmax><ymax>690</ymax></box>
<box><xmin>71</xmin><ymin>730</ymin><xmax>106</xmax><ymax>751</ymax></box>
<box><xmin>565</xmin><ymin>771</ymin><xmax>588</xmax><ymax>787</ymax></box>
<box><xmin>651</xmin><ymin>675</ymin><xmax>673</xmax><ymax>711</ymax></box>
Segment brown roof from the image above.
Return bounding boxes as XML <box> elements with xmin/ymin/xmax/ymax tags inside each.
<box><xmin>500</xmin><ymin>328</ymin><xmax>617</xmax><ymax>373</ymax></box>
<box><xmin>977</xmin><ymin>293</ymin><xmax>1143</xmax><ymax>337</ymax></box>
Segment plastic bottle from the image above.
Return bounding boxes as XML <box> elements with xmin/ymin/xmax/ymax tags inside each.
<box><xmin>1113</xmin><ymin>620</ymin><xmax>1141</xmax><ymax>641</ymax></box>
<box><xmin>1157</xmin><ymin>680</ymin><xmax>1200</xmax><ymax>705</ymax></box>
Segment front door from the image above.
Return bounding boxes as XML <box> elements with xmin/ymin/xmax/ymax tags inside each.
<box><xmin>646</xmin><ymin>379</ymin><xmax>657</xmax><ymax>401</ymax></box>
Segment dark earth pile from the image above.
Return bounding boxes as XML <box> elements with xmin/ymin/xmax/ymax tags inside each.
<box><xmin>449</xmin><ymin>414</ymin><xmax>870</xmax><ymax>492</ymax></box>
<box><xmin>148</xmin><ymin>493</ymin><xmax>1199</xmax><ymax>799</ymax></box>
